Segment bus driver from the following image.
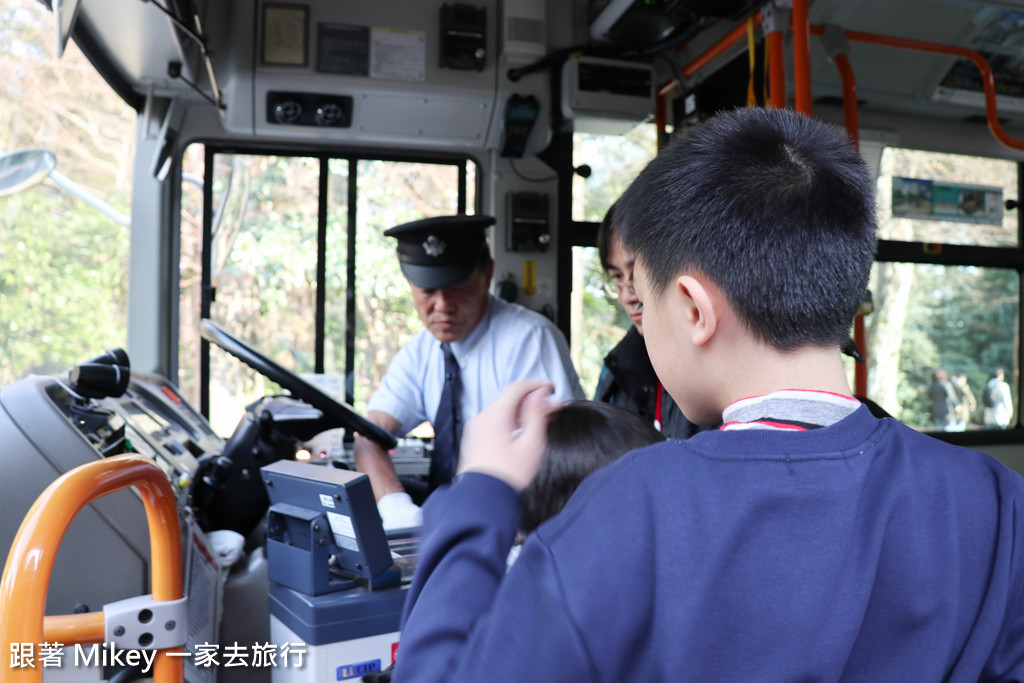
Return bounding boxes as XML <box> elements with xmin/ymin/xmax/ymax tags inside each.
<box><xmin>353</xmin><ymin>215</ymin><xmax>584</xmax><ymax>531</ymax></box>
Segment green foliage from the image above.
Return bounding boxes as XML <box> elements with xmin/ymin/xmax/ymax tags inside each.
<box><xmin>196</xmin><ymin>154</ymin><xmax>460</xmax><ymax>428</ymax></box>
<box><xmin>0</xmin><ymin>187</ymin><xmax>128</xmax><ymax>383</ymax></box>
<box><xmin>870</xmin><ymin>264</ymin><xmax>1018</xmax><ymax>428</ymax></box>
<box><xmin>572</xmin><ymin>246</ymin><xmax>629</xmax><ymax>397</ymax></box>
<box><xmin>0</xmin><ymin>0</ymin><xmax>134</xmax><ymax>385</ymax></box>
<box><xmin>574</xmin><ymin>125</ymin><xmax>658</xmax><ymax>223</ymax></box>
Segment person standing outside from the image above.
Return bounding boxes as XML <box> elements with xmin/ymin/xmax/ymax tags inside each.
<box><xmin>950</xmin><ymin>372</ymin><xmax>976</xmax><ymax>430</ymax></box>
<box><xmin>928</xmin><ymin>369</ymin><xmax>959</xmax><ymax>431</ymax></box>
<box><xmin>353</xmin><ymin>214</ymin><xmax>584</xmax><ymax>530</ymax></box>
<box><xmin>983</xmin><ymin>367</ymin><xmax>1014</xmax><ymax>429</ymax></box>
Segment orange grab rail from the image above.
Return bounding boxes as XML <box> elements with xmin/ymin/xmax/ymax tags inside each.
<box><xmin>655</xmin><ymin>15</ymin><xmax>1024</xmax><ymax>154</ymax></box>
<box><xmin>654</xmin><ymin>12</ymin><xmax>762</xmax><ymax>145</ymax></box>
<box><xmin>792</xmin><ymin>0</ymin><xmax>813</xmax><ymax>115</ymax></box>
<box><xmin>0</xmin><ymin>455</ymin><xmax>184</xmax><ymax>683</ymax></box>
<box><xmin>812</xmin><ymin>24</ymin><xmax>1024</xmax><ymax>152</ymax></box>
<box><xmin>41</xmin><ymin>613</ymin><xmax>106</xmax><ymax>646</ymax></box>
<box><xmin>681</xmin><ymin>14</ymin><xmax>761</xmax><ymax>80</ymax></box>
<box><xmin>767</xmin><ymin>28</ymin><xmax>787</xmax><ymax>109</ymax></box>
<box><xmin>828</xmin><ymin>49</ymin><xmax>869</xmax><ymax>397</ymax></box>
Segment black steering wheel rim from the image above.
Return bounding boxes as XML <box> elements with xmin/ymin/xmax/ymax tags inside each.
<box><xmin>199</xmin><ymin>319</ymin><xmax>397</xmax><ymax>449</ymax></box>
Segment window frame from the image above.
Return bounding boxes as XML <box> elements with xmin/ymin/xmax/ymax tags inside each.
<box><xmin>191</xmin><ymin>141</ymin><xmax>480</xmax><ymax>418</ymax></box>
<box><xmin>557</xmin><ymin>132</ymin><xmax>1024</xmax><ymax>446</ymax></box>
<box><xmin>872</xmin><ymin>156</ymin><xmax>1023</xmax><ymax>445</ymax></box>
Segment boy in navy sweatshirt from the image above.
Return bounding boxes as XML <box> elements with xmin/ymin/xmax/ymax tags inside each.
<box><xmin>393</xmin><ymin>107</ymin><xmax>1024</xmax><ymax>682</ymax></box>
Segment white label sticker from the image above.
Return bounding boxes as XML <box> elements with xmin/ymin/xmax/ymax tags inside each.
<box><xmin>370</xmin><ymin>27</ymin><xmax>426</xmax><ymax>81</ymax></box>
<box><xmin>319</xmin><ymin>493</ymin><xmax>336</xmax><ymax>508</ymax></box>
<box><xmin>327</xmin><ymin>511</ymin><xmax>356</xmax><ymax>538</ymax></box>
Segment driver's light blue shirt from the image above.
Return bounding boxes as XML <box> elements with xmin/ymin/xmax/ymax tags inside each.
<box><xmin>367</xmin><ymin>295</ymin><xmax>584</xmax><ymax>435</ymax></box>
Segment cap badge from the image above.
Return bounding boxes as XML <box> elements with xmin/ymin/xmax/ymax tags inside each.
<box><xmin>423</xmin><ymin>235</ymin><xmax>446</xmax><ymax>257</ymax></box>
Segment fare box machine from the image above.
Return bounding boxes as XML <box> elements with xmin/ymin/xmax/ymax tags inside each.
<box><xmin>262</xmin><ymin>460</ymin><xmax>416</xmax><ymax>681</ymax></box>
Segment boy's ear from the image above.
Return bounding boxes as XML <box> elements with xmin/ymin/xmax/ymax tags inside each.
<box><xmin>677</xmin><ymin>275</ymin><xmax>718</xmax><ymax>347</ymax></box>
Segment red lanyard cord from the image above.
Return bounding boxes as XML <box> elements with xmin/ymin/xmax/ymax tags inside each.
<box><xmin>654</xmin><ymin>381</ymin><xmax>664</xmax><ymax>433</ymax></box>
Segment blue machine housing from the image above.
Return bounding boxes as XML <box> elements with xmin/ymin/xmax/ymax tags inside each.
<box><xmin>262</xmin><ymin>459</ymin><xmax>394</xmax><ymax>595</ymax></box>
<box><xmin>262</xmin><ymin>460</ymin><xmax>409</xmax><ymax>648</ymax></box>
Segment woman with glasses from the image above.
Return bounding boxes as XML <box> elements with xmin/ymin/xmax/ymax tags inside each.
<box><xmin>592</xmin><ymin>204</ymin><xmax>710</xmax><ymax>438</ymax></box>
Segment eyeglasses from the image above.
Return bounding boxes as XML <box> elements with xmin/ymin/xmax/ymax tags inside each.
<box><xmin>602</xmin><ymin>273</ymin><xmax>635</xmax><ymax>299</ymax></box>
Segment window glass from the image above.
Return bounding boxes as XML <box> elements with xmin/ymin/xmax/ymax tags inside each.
<box><xmin>205</xmin><ymin>153</ymin><xmax>321</xmax><ymax>434</ymax></box>
<box><xmin>864</xmin><ymin>262</ymin><xmax>1018</xmax><ymax>431</ymax></box>
<box><xmin>877</xmin><ymin>148</ymin><xmax>1018</xmax><ymax>247</ymax></box>
<box><xmin>353</xmin><ymin>160</ymin><xmax>464</xmax><ymax>413</ymax></box>
<box><xmin>323</xmin><ymin>159</ymin><xmax>350</xmax><ymax>399</ymax></box>
<box><xmin>569</xmin><ymin>246</ymin><xmax>631</xmax><ymax>398</ymax></box>
<box><xmin>572</xmin><ymin>123</ymin><xmax>658</xmax><ymax>222</ymax></box>
<box><xmin>182</xmin><ymin>153</ymin><xmax>473</xmax><ymax>434</ymax></box>
<box><xmin>0</xmin><ymin>0</ymin><xmax>133</xmax><ymax>384</ymax></box>
<box><xmin>179</xmin><ymin>143</ymin><xmax>206</xmax><ymax>407</ymax></box>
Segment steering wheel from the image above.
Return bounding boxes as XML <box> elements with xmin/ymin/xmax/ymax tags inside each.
<box><xmin>200</xmin><ymin>319</ymin><xmax>397</xmax><ymax>449</ymax></box>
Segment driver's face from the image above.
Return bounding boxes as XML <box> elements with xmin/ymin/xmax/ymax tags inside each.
<box><xmin>410</xmin><ymin>261</ymin><xmax>493</xmax><ymax>343</ymax></box>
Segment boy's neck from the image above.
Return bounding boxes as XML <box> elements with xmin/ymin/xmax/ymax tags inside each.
<box><xmin>717</xmin><ymin>342</ymin><xmax>853</xmax><ymax>409</ymax></box>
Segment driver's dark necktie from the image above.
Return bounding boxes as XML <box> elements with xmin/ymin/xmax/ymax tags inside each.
<box><xmin>430</xmin><ymin>342</ymin><xmax>462</xmax><ymax>489</ymax></box>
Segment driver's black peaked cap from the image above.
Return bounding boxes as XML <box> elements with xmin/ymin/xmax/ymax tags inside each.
<box><xmin>384</xmin><ymin>215</ymin><xmax>495</xmax><ymax>290</ymax></box>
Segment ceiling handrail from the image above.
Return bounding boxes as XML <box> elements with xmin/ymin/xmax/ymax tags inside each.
<box><xmin>810</xmin><ymin>24</ymin><xmax>1024</xmax><ymax>152</ymax></box>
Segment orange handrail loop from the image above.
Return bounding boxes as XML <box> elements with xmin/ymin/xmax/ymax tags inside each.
<box><xmin>792</xmin><ymin>0</ymin><xmax>812</xmax><ymax>115</ymax></box>
<box><xmin>0</xmin><ymin>455</ymin><xmax>184</xmax><ymax>683</ymax></box>
<box><xmin>762</xmin><ymin>2</ymin><xmax>790</xmax><ymax>109</ymax></box>
<box><xmin>654</xmin><ymin>11</ymin><xmax>763</xmax><ymax>143</ymax></box>
<box><xmin>811</xmin><ymin>24</ymin><xmax>1024</xmax><ymax>152</ymax></box>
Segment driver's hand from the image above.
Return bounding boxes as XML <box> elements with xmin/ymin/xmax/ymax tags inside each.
<box><xmin>377</xmin><ymin>492</ymin><xmax>422</xmax><ymax>532</ymax></box>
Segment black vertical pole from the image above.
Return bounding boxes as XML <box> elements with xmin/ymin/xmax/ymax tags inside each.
<box><xmin>345</xmin><ymin>159</ymin><xmax>358</xmax><ymax>406</ymax></box>
<box><xmin>315</xmin><ymin>157</ymin><xmax>329</xmax><ymax>373</ymax></box>
<box><xmin>199</xmin><ymin>146</ymin><xmax>215</xmax><ymax>418</ymax></box>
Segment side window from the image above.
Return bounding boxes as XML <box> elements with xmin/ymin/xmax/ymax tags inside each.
<box><xmin>866</xmin><ymin>148</ymin><xmax>1019</xmax><ymax>432</ymax></box>
<box><xmin>570</xmin><ymin>124</ymin><xmax>657</xmax><ymax>396</ymax></box>
<box><xmin>179</xmin><ymin>148</ymin><xmax>475</xmax><ymax>434</ymax></box>
<box><xmin>0</xmin><ymin>2</ymin><xmax>134</xmax><ymax>384</ymax></box>
<box><xmin>570</xmin><ymin>246</ymin><xmax>629</xmax><ymax>397</ymax></box>
<box><xmin>567</xmin><ymin>134</ymin><xmax>1020</xmax><ymax>436</ymax></box>
<box><xmin>572</xmin><ymin>124</ymin><xmax>658</xmax><ymax>222</ymax></box>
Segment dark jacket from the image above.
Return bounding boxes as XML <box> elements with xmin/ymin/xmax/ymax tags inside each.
<box><xmin>592</xmin><ymin>327</ymin><xmax>709</xmax><ymax>439</ymax></box>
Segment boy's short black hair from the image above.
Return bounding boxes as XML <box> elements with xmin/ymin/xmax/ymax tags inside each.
<box><xmin>520</xmin><ymin>400</ymin><xmax>665</xmax><ymax>534</ymax></box>
<box><xmin>615</xmin><ymin>107</ymin><xmax>878</xmax><ymax>349</ymax></box>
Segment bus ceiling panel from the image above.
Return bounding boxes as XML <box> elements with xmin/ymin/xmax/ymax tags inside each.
<box><xmin>801</xmin><ymin>0</ymin><xmax>1024</xmax><ymax>129</ymax></box>
<box><xmin>218</xmin><ymin>0</ymin><xmax>511</xmax><ymax>151</ymax></box>
<box><xmin>672</xmin><ymin>0</ymin><xmax>1024</xmax><ymax>133</ymax></box>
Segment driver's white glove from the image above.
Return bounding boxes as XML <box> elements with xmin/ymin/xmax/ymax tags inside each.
<box><xmin>377</xmin><ymin>492</ymin><xmax>422</xmax><ymax>532</ymax></box>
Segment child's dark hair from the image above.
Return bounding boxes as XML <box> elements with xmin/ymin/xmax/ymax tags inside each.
<box><xmin>520</xmin><ymin>400</ymin><xmax>665</xmax><ymax>535</ymax></box>
<box><xmin>615</xmin><ymin>107</ymin><xmax>878</xmax><ymax>350</ymax></box>
<box><xmin>596</xmin><ymin>202</ymin><xmax>617</xmax><ymax>272</ymax></box>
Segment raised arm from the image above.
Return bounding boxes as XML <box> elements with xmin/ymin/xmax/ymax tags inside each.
<box><xmin>393</xmin><ymin>381</ymin><xmax>600</xmax><ymax>682</ymax></box>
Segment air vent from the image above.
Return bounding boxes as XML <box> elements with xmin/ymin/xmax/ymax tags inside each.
<box><xmin>266</xmin><ymin>92</ymin><xmax>353</xmax><ymax>127</ymax></box>
<box><xmin>316</xmin><ymin>103</ymin><xmax>346</xmax><ymax>126</ymax></box>
<box><xmin>273</xmin><ymin>100</ymin><xmax>303</xmax><ymax>124</ymax></box>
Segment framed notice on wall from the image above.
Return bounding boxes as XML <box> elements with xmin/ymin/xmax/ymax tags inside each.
<box><xmin>262</xmin><ymin>3</ymin><xmax>308</xmax><ymax>66</ymax></box>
